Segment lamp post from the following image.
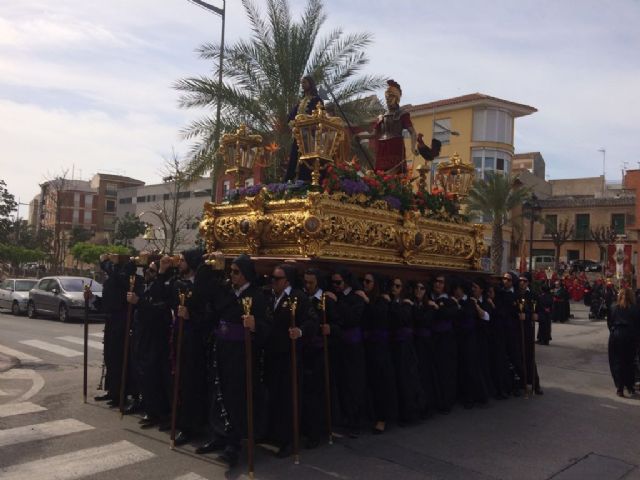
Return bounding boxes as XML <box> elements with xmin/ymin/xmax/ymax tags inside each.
<box><xmin>187</xmin><ymin>0</ymin><xmax>226</xmax><ymax>201</ymax></box>
<box><xmin>523</xmin><ymin>194</ymin><xmax>542</xmax><ymax>277</ymax></box>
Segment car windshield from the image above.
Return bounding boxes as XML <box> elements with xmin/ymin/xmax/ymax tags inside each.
<box><xmin>59</xmin><ymin>278</ymin><xmax>103</xmax><ymax>293</ymax></box>
<box><xmin>15</xmin><ymin>280</ymin><xmax>37</xmax><ymax>291</ymax></box>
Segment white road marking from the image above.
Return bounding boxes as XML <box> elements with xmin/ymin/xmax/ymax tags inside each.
<box><xmin>0</xmin><ymin>344</ymin><xmax>42</xmax><ymax>363</ymax></box>
<box><xmin>89</xmin><ymin>332</ymin><xmax>103</xmax><ymax>338</ymax></box>
<box><xmin>174</xmin><ymin>474</ymin><xmax>209</xmax><ymax>480</ymax></box>
<box><xmin>19</xmin><ymin>340</ymin><xmax>83</xmax><ymax>358</ymax></box>
<box><xmin>0</xmin><ymin>369</ymin><xmax>45</xmax><ymax>402</ymax></box>
<box><xmin>0</xmin><ymin>440</ymin><xmax>155</xmax><ymax>480</ymax></box>
<box><xmin>56</xmin><ymin>336</ymin><xmax>103</xmax><ymax>350</ymax></box>
<box><xmin>0</xmin><ymin>402</ymin><xmax>46</xmax><ymax>418</ymax></box>
<box><xmin>0</xmin><ymin>419</ymin><xmax>94</xmax><ymax>448</ymax></box>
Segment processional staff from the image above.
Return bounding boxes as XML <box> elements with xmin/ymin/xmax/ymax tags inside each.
<box><xmin>241</xmin><ymin>296</ymin><xmax>255</xmax><ymax>479</ymax></box>
<box><xmin>170</xmin><ymin>289</ymin><xmax>191</xmax><ymax>449</ymax></box>
<box><xmin>518</xmin><ymin>298</ymin><xmax>529</xmax><ymax>398</ymax></box>
<box><xmin>289</xmin><ymin>297</ymin><xmax>300</xmax><ymax>465</ymax></box>
<box><xmin>119</xmin><ymin>275</ymin><xmax>136</xmax><ymax>418</ymax></box>
<box><xmin>321</xmin><ymin>293</ymin><xmax>333</xmax><ymax>445</ymax></box>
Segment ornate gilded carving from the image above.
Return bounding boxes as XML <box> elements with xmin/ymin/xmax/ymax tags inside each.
<box><xmin>200</xmin><ymin>192</ymin><xmax>483</xmax><ymax>271</ymax></box>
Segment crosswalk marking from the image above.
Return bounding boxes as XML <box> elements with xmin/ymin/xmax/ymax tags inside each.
<box><xmin>56</xmin><ymin>336</ymin><xmax>103</xmax><ymax>350</ymax></box>
<box><xmin>0</xmin><ymin>402</ymin><xmax>47</xmax><ymax>418</ymax></box>
<box><xmin>19</xmin><ymin>340</ymin><xmax>83</xmax><ymax>358</ymax></box>
<box><xmin>0</xmin><ymin>344</ymin><xmax>42</xmax><ymax>363</ymax></box>
<box><xmin>0</xmin><ymin>440</ymin><xmax>155</xmax><ymax>480</ymax></box>
<box><xmin>89</xmin><ymin>332</ymin><xmax>103</xmax><ymax>338</ymax></box>
<box><xmin>0</xmin><ymin>419</ymin><xmax>94</xmax><ymax>448</ymax></box>
<box><xmin>175</xmin><ymin>474</ymin><xmax>209</xmax><ymax>480</ymax></box>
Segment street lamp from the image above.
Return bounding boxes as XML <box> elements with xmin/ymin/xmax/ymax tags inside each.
<box><xmin>523</xmin><ymin>193</ymin><xmax>542</xmax><ymax>276</ymax></box>
<box><xmin>187</xmin><ymin>0</ymin><xmax>226</xmax><ymax>201</ymax></box>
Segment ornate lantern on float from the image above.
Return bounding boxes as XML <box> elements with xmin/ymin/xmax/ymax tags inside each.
<box><xmin>292</xmin><ymin>104</ymin><xmax>346</xmax><ymax>189</ymax></box>
<box><xmin>434</xmin><ymin>152</ymin><xmax>475</xmax><ymax>200</ymax></box>
<box><xmin>219</xmin><ymin>124</ymin><xmax>263</xmax><ymax>189</ymax></box>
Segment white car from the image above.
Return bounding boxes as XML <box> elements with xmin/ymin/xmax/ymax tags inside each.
<box><xmin>0</xmin><ymin>278</ymin><xmax>39</xmax><ymax>315</ymax></box>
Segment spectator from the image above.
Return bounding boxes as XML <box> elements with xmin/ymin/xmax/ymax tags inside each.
<box><xmin>607</xmin><ymin>287</ymin><xmax>640</xmax><ymax>397</ymax></box>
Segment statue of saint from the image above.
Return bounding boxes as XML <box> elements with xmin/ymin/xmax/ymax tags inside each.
<box><xmin>284</xmin><ymin>76</ymin><xmax>324</xmax><ymax>182</ymax></box>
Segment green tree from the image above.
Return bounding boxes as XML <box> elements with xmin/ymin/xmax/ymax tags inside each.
<box><xmin>114</xmin><ymin>212</ymin><xmax>146</xmax><ymax>247</ymax></box>
<box><xmin>466</xmin><ymin>173</ymin><xmax>531</xmax><ymax>273</ymax></box>
<box><xmin>544</xmin><ymin>217</ymin><xmax>574</xmax><ymax>271</ymax></box>
<box><xmin>0</xmin><ymin>243</ymin><xmax>46</xmax><ymax>272</ymax></box>
<box><xmin>174</xmin><ymin>0</ymin><xmax>386</xmax><ymax>184</ymax></box>
<box><xmin>70</xmin><ymin>242</ymin><xmax>130</xmax><ymax>266</ymax></box>
<box><xmin>0</xmin><ymin>180</ymin><xmax>18</xmax><ymax>243</ymax></box>
<box><xmin>69</xmin><ymin>226</ymin><xmax>93</xmax><ymax>247</ymax></box>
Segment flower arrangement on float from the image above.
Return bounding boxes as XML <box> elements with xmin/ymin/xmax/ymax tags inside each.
<box><xmin>225</xmin><ymin>157</ymin><xmax>462</xmax><ymax>222</ymax></box>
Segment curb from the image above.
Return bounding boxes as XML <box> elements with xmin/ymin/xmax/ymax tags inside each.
<box><xmin>0</xmin><ymin>352</ymin><xmax>19</xmax><ymax>373</ymax></box>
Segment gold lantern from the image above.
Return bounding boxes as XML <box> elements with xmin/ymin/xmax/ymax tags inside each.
<box><xmin>434</xmin><ymin>152</ymin><xmax>475</xmax><ymax>199</ymax></box>
<box><xmin>292</xmin><ymin>104</ymin><xmax>346</xmax><ymax>188</ymax></box>
<box><xmin>219</xmin><ymin>124</ymin><xmax>263</xmax><ymax>189</ymax></box>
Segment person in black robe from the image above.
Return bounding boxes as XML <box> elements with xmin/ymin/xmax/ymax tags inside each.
<box><xmin>264</xmin><ymin>264</ymin><xmax>318</xmax><ymax>458</ymax></box>
<box><xmin>301</xmin><ymin>268</ymin><xmax>341</xmax><ymax>448</ymax></box>
<box><xmin>485</xmin><ymin>283</ymin><xmax>511</xmax><ymax>399</ymax></box>
<box><xmin>536</xmin><ymin>284</ymin><xmax>553</xmax><ymax>345</ymax></box>
<box><xmin>325</xmin><ymin>268</ymin><xmax>366</xmax><ymax>437</ymax></box>
<box><xmin>470</xmin><ymin>278</ymin><xmax>494</xmax><ymax>401</ymax></box>
<box><xmin>429</xmin><ymin>274</ymin><xmax>459</xmax><ymax>413</ymax></box>
<box><xmin>360</xmin><ymin>272</ymin><xmax>396</xmax><ymax>434</ymax></box>
<box><xmin>607</xmin><ymin>287</ymin><xmax>640</xmax><ymax>397</ymax></box>
<box><xmin>516</xmin><ymin>272</ymin><xmax>542</xmax><ymax>395</ymax></box>
<box><xmin>388</xmin><ymin>277</ymin><xmax>424</xmax><ymax>424</ymax></box>
<box><xmin>451</xmin><ymin>277</ymin><xmax>489</xmax><ymax>409</ymax></box>
<box><xmin>411</xmin><ymin>280</ymin><xmax>441</xmax><ymax>417</ymax></box>
<box><xmin>284</xmin><ymin>76</ymin><xmax>324</xmax><ymax>182</ymax></box>
<box><xmin>95</xmin><ymin>254</ymin><xmax>137</xmax><ymax>407</ymax></box>
<box><xmin>170</xmin><ymin>248</ymin><xmax>213</xmax><ymax>446</ymax></box>
<box><xmin>497</xmin><ymin>271</ymin><xmax>525</xmax><ymax>396</ymax></box>
<box><xmin>127</xmin><ymin>259</ymin><xmax>173</xmax><ymax>428</ymax></box>
<box><xmin>195</xmin><ymin>254</ymin><xmax>271</xmax><ymax>468</ymax></box>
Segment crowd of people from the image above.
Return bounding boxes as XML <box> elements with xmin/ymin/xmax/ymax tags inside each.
<box><xmin>93</xmin><ymin>250</ymin><xmax>550</xmax><ymax>469</ymax></box>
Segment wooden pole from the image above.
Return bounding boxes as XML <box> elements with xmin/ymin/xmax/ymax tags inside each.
<box><xmin>241</xmin><ymin>297</ymin><xmax>255</xmax><ymax>479</ymax></box>
<box><xmin>518</xmin><ymin>299</ymin><xmax>529</xmax><ymax>398</ymax></box>
<box><xmin>532</xmin><ymin>300</ymin><xmax>538</xmax><ymax>395</ymax></box>
<box><xmin>170</xmin><ymin>290</ymin><xmax>189</xmax><ymax>449</ymax></box>
<box><xmin>119</xmin><ymin>275</ymin><xmax>136</xmax><ymax>418</ymax></box>
<box><xmin>290</xmin><ymin>297</ymin><xmax>300</xmax><ymax>465</ymax></box>
<box><xmin>321</xmin><ymin>294</ymin><xmax>333</xmax><ymax>445</ymax></box>
<box><xmin>82</xmin><ymin>283</ymin><xmax>91</xmax><ymax>403</ymax></box>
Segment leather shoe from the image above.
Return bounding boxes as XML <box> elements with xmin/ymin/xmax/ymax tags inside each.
<box><xmin>123</xmin><ymin>401</ymin><xmax>141</xmax><ymax>415</ymax></box>
<box><xmin>217</xmin><ymin>447</ymin><xmax>239</xmax><ymax>467</ymax></box>
<box><xmin>534</xmin><ymin>386</ymin><xmax>544</xmax><ymax>395</ymax></box>
<box><xmin>94</xmin><ymin>393</ymin><xmax>111</xmax><ymax>402</ymax></box>
<box><xmin>195</xmin><ymin>438</ymin><xmax>226</xmax><ymax>454</ymax></box>
<box><xmin>173</xmin><ymin>431</ymin><xmax>190</xmax><ymax>447</ymax></box>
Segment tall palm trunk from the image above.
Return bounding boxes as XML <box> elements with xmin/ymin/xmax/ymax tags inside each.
<box><xmin>491</xmin><ymin>220</ymin><xmax>504</xmax><ymax>274</ymax></box>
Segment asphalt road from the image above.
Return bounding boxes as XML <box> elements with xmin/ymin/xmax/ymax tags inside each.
<box><xmin>1</xmin><ymin>304</ymin><xmax>639</xmax><ymax>480</ymax></box>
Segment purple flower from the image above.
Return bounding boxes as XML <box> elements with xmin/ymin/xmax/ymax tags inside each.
<box><xmin>340</xmin><ymin>178</ymin><xmax>370</xmax><ymax>195</ymax></box>
<box><xmin>266</xmin><ymin>182</ymin><xmax>287</xmax><ymax>194</ymax></box>
<box><xmin>245</xmin><ymin>184</ymin><xmax>263</xmax><ymax>196</ymax></box>
<box><xmin>383</xmin><ymin>195</ymin><xmax>402</xmax><ymax>210</ymax></box>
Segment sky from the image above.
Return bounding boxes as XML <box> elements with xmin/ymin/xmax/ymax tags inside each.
<box><xmin>2</xmin><ymin>0</ymin><xmax>639</xmax><ymax>218</ymax></box>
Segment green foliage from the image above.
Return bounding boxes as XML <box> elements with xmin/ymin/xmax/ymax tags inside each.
<box><xmin>175</xmin><ymin>0</ymin><xmax>386</xmax><ymax>180</ymax></box>
<box><xmin>0</xmin><ymin>180</ymin><xmax>18</xmax><ymax>243</ymax></box>
<box><xmin>0</xmin><ymin>243</ymin><xmax>46</xmax><ymax>266</ymax></box>
<box><xmin>114</xmin><ymin>212</ymin><xmax>146</xmax><ymax>247</ymax></box>
<box><xmin>69</xmin><ymin>226</ymin><xmax>93</xmax><ymax>247</ymax></box>
<box><xmin>70</xmin><ymin>242</ymin><xmax>130</xmax><ymax>265</ymax></box>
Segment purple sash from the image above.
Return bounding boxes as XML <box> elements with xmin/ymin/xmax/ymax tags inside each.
<box><xmin>394</xmin><ymin>327</ymin><xmax>414</xmax><ymax>342</ymax></box>
<box><xmin>364</xmin><ymin>328</ymin><xmax>389</xmax><ymax>343</ymax></box>
<box><xmin>215</xmin><ymin>320</ymin><xmax>245</xmax><ymax>342</ymax></box>
<box><xmin>342</xmin><ymin>327</ymin><xmax>363</xmax><ymax>344</ymax></box>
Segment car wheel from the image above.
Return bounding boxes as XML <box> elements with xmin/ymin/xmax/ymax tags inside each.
<box><xmin>11</xmin><ymin>301</ymin><xmax>21</xmax><ymax>316</ymax></box>
<box><xmin>27</xmin><ymin>301</ymin><xmax>37</xmax><ymax>319</ymax></box>
<box><xmin>59</xmin><ymin>303</ymin><xmax>69</xmax><ymax>323</ymax></box>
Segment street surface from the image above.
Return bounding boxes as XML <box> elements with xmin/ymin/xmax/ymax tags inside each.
<box><xmin>1</xmin><ymin>303</ymin><xmax>639</xmax><ymax>479</ymax></box>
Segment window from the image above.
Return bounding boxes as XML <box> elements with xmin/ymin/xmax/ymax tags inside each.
<box><xmin>147</xmin><ymin>195</ymin><xmax>156</xmax><ymax>202</ymax></box>
<box><xmin>223</xmin><ymin>181</ymin><xmax>231</xmax><ymax>198</ymax></box>
<box><xmin>433</xmin><ymin>118</ymin><xmax>451</xmax><ymax>145</ymax></box>
<box><xmin>245</xmin><ymin>178</ymin><xmax>255</xmax><ymax>187</ymax></box>
<box><xmin>119</xmin><ymin>197</ymin><xmax>132</xmax><ymax>205</ymax></box>
<box><xmin>575</xmin><ymin>214</ymin><xmax>590</xmax><ymax>239</ymax></box>
<box><xmin>611</xmin><ymin>213</ymin><xmax>625</xmax><ymax>235</ymax></box>
<box><xmin>84</xmin><ymin>210</ymin><xmax>92</xmax><ymax>224</ymax></box>
<box><xmin>177</xmin><ymin>191</ymin><xmax>191</xmax><ymax>199</ymax></box>
<box><xmin>85</xmin><ymin>195</ymin><xmax>93</xmax><ymax>208</ymax></box>
<box><xmin>73</xmin><ymin>192</ymin><xmax>80</xmax><ymax>207</ymax></box>
<box><xmin>105</xmin><ymin>199</ymin><xmax>116</xmax><ymax>213</ymax></box>
<box><xmin>472</xmin><ymin>108</ymin><xmax>513</xmax><ymax>143</ymax></box>
<box><xmin>544</xmin><ymin>214</ymin><xmax>557</xmax><ymax>234</ymax></box>
<box><xmin>137</xmin><ymin>196</ymin><xmax>146</xmax><ymax>203</ymax></box>
<box><xmin>72</xmin><ymin>209</ymin><xmax>79</xmax><ymax>224</ymax></box>
<box><xmin>194</xmin><ymin>189</ymin><xmax>212</xmax><ymax>198</ymax></box>
<box><xmin>471</xmin><ymin>148</ymin><xmax>512</xmax><ymax>179</ymax></box>
<box><xmin>105</xmin><ymin>183</ymin><xmax>118</xmax><ymax>197</ymax></box>
<box><xmin>496</xmin><ymin>158</ymin><xmax>505</xmax><ymax>171</ymax></box>
<box><xmin>163</xmin><ymin>193</ymin><xmax>171</xmax><ymax>200</ymax></box>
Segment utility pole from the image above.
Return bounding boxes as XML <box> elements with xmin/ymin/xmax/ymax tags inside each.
<box><xmin>598</xmin><ymin>148</ymin><xmax>606</xmax><ymax>195</ymax></box>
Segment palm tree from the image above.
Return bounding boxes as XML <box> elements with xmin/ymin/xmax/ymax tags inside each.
<box><xmin>174</xmin><ymin>0</ymin><xmax>386</xmax><ymax>184</ymax></box>
<box><xmin>465</xmin><ymin>173</ymin><xmax>531</xmax><ymax>273</ymax></box>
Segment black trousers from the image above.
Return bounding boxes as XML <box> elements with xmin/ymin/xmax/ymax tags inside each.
<box><xmin>608</xmin><ymin>328</ymin><xmax>637</xmax><ymax>391</ymax></box>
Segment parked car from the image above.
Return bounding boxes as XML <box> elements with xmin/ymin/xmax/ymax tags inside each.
<box><xmin>27</xmin><ymin>276</ymin><xmax>103</xmax><ymax>322</ymax></box>
<box><xmin>0</xmin><ymin>278</ymin><xmax>39</xmax><ymax>315</ymax></box>
<box><xmin>570</xmin><ymin>259</ymin><xmax>602</xmax><ymax>273</ymax></box>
